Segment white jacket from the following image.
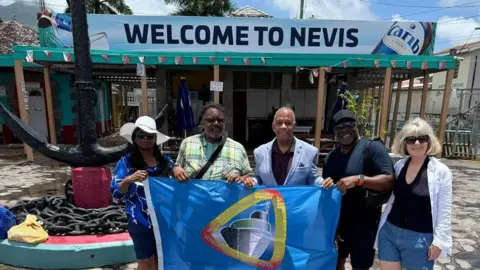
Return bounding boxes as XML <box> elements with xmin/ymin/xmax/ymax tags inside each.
<box><xmin>374</xmin><ymin>157</ymin><xmax>453</xmax><ymax>259</ymax></box>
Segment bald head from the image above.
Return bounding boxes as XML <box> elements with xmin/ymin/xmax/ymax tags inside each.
<box><xmin>274</xmin><ymin>107</ymin><xmax>296</xmax><ymax>123</ymax></box>
<box><xmin>272</xmin><ymin>107</ymin><xmax>296</xmax><ymax>141</ymax></box>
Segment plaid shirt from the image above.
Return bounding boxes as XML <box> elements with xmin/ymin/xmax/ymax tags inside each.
<box><xmin>176</xmin><ymin>134</ymin><xmax>252</xmax><ymax>180</ymax></box>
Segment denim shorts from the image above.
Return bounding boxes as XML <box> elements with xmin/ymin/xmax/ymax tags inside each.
<box><xmin>128</xmin><ymin>219</ymin><xmax>157</xmax><ymax>260</ymax></box>
<box><xmin>378</xmin><ymin>221</ymin><xmax>435</xmax><ymax>270</ymax></box>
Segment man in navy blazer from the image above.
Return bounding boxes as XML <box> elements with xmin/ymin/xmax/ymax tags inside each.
<box><xmin>250</xmin><ymin>107</ymin><xmax>322</xmax><ymax>186</ymax></box>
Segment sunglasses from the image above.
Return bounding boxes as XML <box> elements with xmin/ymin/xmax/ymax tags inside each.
<box><xmin>405</xmin><ymin>135</ymin><xmax>429</xmax><ymax>145</ymax></box>
<box><xmin>136</xmin><ymin>131</ymin><xmax>156</xmax><ymax>140</ymax></box>
<box><xmin>204</xmin><ymin>118</ymin><xmax>225</xmax><ymax>124</ymax></box>
<box><xmin>334</xmin><ymin>121</ymin><xmax>356</xmax><ymax>131</ymax></box>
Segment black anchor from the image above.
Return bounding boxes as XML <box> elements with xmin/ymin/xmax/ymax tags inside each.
<box><xmin>0</xmin><ymin>0</ymin><xmax>167</xmax><ymax>167</ymax></box>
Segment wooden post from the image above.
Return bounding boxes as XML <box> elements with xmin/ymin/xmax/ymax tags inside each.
<box><xmin>213</xmin><ymin>65</ymin><xmax>220</xmax><ymax>104</ymax></box>
<box><xmin>374</xmin><ymin>86</ymin><xmax>382</xmax><ymax>137</ymax></box>
<box><xmin>314</xmin><ymin>67</ymin><xmax>326</xmax><ymax>150</ymax></box>
<box><xmin>379</xmin><ymin>68</ymin><xmax>392</xmax><ymax>141</ymax></box>
<box><xmin>405</xmin><ymin>77</ymin><xmax>414</xmax><ymax>121</ymax></box>
<box><xmin>367</xmin><ymin>87</ymin><xmax>374</xmax><ymax>132</ymax></box>
<box><xmin>14</xmin><ymin>60</ymin><xmax>33</xmax><ymax>162</ymax></box>
<box><xmin>420</xmin><ymin>71</ymin><xmax>429</xmax><ymax>118</ymax></box>
<box><xmin>43</xmin><ymin>65</ymin><xmax>56</xmax><ymax>145</ymax></box>
<box><xmin>390</xmin><ymin>82</ymin><xmax>402</xmax><ymax>147</ymax></box>
<box><xmin>141</xmin><ymin>72</ymin><xmax>148</xmax><ymax>116</ymax></box>
<box><xmin>437</xmin><ymin>69</ymin><xmax>454</xmax><ymax>157</ymax></box>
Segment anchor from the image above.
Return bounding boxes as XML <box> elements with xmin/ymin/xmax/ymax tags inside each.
<box><xmin>0</xmin><ymin>0</ymin><xmax>168</xmax><ymax>166</ymax></box>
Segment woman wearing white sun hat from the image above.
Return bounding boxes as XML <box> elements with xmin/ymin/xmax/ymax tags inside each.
<box><xmin>110</xmin><ymin>116</ymin><xmax>174</xmax><ymax>270</ymax></box>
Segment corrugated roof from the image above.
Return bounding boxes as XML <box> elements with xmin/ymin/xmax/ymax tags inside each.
<box><xmin>0</xmin><ymin>20</ymin><xmax>39</xmax><ymax>54</ymax></box>
<box><xmin>231</xmin><ymin>6</ymin><xmax>272</xmax><ymax>18</ymax></box>
<box><xmin>435</xmin><ymin>40</ymin><xmax>480</xmax><ymax>55</ymax></box>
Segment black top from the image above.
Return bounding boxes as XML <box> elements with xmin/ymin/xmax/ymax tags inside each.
<box><xmin>271</xmin><ymin>140</ymin><xmax>295</xmax><ymax>185</ymax></box>
<box><xmin>322</xmin><ymin>139</ymin><xmax>394</xmax><ymax>219</ymax></box>
<box><xmin>388</xmin><ymin>157</ymin><xmax>433</xmax><ymax>233</ymax></box>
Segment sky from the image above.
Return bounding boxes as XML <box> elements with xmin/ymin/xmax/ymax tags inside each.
<box><xmin>3</xmin><ymin>0</ymin><xmax>480</xmax><ymax>52</ymax></box>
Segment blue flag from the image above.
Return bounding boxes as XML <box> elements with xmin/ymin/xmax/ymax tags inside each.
<box><xmin>145</xmin><ymin>178</ymin><xmax>342</xmax><ymax>270</ymax></box>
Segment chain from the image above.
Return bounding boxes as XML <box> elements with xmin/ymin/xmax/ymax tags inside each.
<box><xmin>8</xmin><ymin>180</ymin><xmax>127</xmax><ymax>236</ymax></box>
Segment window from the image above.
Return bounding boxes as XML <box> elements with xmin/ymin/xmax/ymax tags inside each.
<box><xmin>453</xmin><ymin>61</ymin><xmax>460</xmax><ymax>79</ymax></box>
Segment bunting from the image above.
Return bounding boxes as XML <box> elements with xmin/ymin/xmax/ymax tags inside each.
<box><xmin>209</xmin><ymin>56</ymin><xmax>217</xmax><ymax>62</ymax></box>
<box><xmin>439</xmin><ymin>61</ymin><xmax>446</xmax><ymax>69</ymax></box>
<box><xmin>158</xmin><ymin>56</ymin><xmax>166</xmax><ymax>63</ymax></box>
<box><xmin>63</xmin><ymin>52</ymin><xmax>71</xmax><ymax>62</ymax></box>
<box><xmin>261</xmin><ymin>57</ymin><xmax>266</xmax><ymax>65</ymax></box>
<box><xmin>175</xmin><ymin>56</ymin><xmax>183</xmax><ymax>65</ymax></box>
<box><xmin>243</xmin><ymin>57</ymin><xmax>250</xmax><ymax>66</ymax></box>
<box><xmin>138</xmin><ymin>56</ymin><xmax>145</xmax><ymax>64</ymax></box>
<box><xmin>44</xmin><ymin>50</ymin><xmax>51</xmax><ymax>57</ymax></box>
<box><xmin>224</xmin><ymin>57</ymin><xmax>231</xmax><ymax>63</ymax></box>
<box><xmin>192</xmin><ymin>57</ymin><xmax>198</xmax><ymax>64</ymax></box>
<box><xmin>390</xmin><ymin>60</ymin><xmax>397</xmax><ymax>68</ymax></box>
<box><xmin>374</xmin><ymin>60</ymin><xmax>380</xmax><ymax>68</ymax></box>
<box><xmin>122</xmin><ymin>55</ymin><xmax>130</xmax><ymax>64</ymax></box>
<box><xmin>407</xmin><ymin>60</ymin><xmax>412</xmax><ymax>69</ymax></box>
<box><xmin>102</xmin><ymin>54</ymin><xmax>109</xmax><ymax>61</ymax></box>
<box><xmin>25</xmin><ymin>50</ymin><xmax>34</xmax><ymax>63</ymax></box>
<box><xmin>421</xmin><ymin>61</ymin><xmax>428</xmax><ymax>70</ymax></box>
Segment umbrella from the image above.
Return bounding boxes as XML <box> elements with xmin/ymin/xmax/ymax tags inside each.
<box><xmin>176</xmin><ymin>78</ymin><xmax>195</xmax><ymax>134</ymax></box>
<box><xmin>328</xmin><ymin>83</ymin><xmax>347</xmax><ymax>133</ymax></box>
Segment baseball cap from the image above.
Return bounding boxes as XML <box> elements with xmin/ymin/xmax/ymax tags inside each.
<box><xmin>333</xmin><ymin>110</ymin><xmax>358</xmax><ymax>126</ymax></box>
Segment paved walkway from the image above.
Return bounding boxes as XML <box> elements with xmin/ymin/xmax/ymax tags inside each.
<box><xmin>0</xmin><ymin>156</ymin><xmax>479</xmax><ymax>269</ymax></box>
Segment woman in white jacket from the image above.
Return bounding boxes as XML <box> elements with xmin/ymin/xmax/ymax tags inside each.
<box><xmin>376</xmin><ymin>118</ymin><xmax>452</xmax><ymax>270</ymax></box>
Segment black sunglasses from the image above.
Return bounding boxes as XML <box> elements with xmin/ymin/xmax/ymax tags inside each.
<box><xmin>136</xmin><ymin>131</ymin><xmax>156</xmax><ymax>140</ymax></box>
<box><xmin>405</xmin><ymin>135</ymin><xmax>429</xmax><ymax>145</ymax></box>
<box><xmin>334</xmin><ymin>121</ymin><xmax>356</xmax><ymax>131</ymax></box>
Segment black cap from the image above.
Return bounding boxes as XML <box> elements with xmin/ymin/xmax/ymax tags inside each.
<box><xmin>333</xmin><ymin>110</ymin><xmax>358</xmax><ymax>126</ymax></box>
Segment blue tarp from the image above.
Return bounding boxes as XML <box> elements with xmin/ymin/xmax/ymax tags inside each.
<box><xmin>145</xmin><ymin>178</ymin><xmax>342</xmax><ymax>270</ymax></box>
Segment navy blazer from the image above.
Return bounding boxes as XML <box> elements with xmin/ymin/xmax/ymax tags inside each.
<box><xmin>253</xmin><ymin>137</ymin><xmax>322</xmax><ymax>186</ymax></box>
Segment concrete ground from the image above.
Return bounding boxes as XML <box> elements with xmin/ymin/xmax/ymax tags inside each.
<box><xmin>0</xmin><ymin>147</ymin><xmax>479</xmax><ymax>269</ymax></box>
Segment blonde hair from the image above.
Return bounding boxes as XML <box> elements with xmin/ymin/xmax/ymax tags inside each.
<box><xmin>391</xmin><ymin>117</ymin><xmax>442</xmax><ymax>156</ymax></box>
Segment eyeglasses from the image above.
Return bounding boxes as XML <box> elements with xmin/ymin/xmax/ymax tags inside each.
<box><xmin>334</xmin><ymin>121</ymin><xmax>356</xmax><ymax>131</ymax></box>
<box><xmin>405</xmin><ymin>135</ymin><xmax>429</xmax><ymax>145</ymax></box>
<box><xmin>136</xmin><ymin>131</ymin><xmax>156</xmax><ymax>140</ymax></box>
<box><xmin>204</xmin><ymin>118</ymin><xmax>225</xmax><ymax>124</ymax></box>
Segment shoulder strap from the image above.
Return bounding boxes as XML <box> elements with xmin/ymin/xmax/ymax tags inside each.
<box><xmin>363</xmin><ymin>140</ymin><xmax>373</xmax><ymax>176</ymax></box>
<box><xmin>194</xmin><ymin>134</ymin><xmax>227</xmax><ymax>179</ymax></box>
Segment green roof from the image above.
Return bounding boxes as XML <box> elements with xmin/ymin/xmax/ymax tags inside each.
<box><xmin>0</xmin><ymin>54</ymin><xmax>42</xmax><ymax>67</ymax></box>
<box><xmin>13</xmin><ymin>46</ymin><xmax>457</xmax><ymax>70</ymax></box>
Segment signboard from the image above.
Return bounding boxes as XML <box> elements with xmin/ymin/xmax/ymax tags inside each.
<box><xmin>21</xmin><ymin>81</ymin><xmax>29</xmax><ymax>111</ymax></box>
<box><xmin>40</xmin><ymin>13</ymin><xmax>436</xmax><ymax>55</ymax></box>
<box><xmin>210</xmin><ymin>81</ymin><xmax>224</xmax><ymax>92</ymax></box>
<box><xmin>136</xmin><ymin>63</ymin><xmax>145</xmax><ymax>76</ymax></box>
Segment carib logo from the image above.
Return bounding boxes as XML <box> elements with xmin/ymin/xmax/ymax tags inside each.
<box><xmin>201</xmin><ymin>189</ymin><xmax>287</xmax><ymax>269</ymax></box>
<box><xmin>372</xmin><ymin>21</ymin><xmax>433</xmax><ymax>56</ymax></box>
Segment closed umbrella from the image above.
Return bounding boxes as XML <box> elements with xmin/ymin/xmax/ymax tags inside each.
<box><xmin>176</xmin><ymin>78</ymin><xmax>195</xmax><ymax>135</ymax></box>
<box><xmin>328</xmin><ymin>84</ymin><xmax>347</xmax><ymax>133</ymax></box>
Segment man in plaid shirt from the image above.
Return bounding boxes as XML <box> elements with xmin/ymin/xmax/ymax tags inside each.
<box><xmin>173</xmin><ymin>103</ymin><xmax>254</xmax><ymax>186</ymax></box>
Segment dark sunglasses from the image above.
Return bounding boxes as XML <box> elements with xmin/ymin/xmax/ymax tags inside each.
<box><xmin>136</xmin><ymin>131</ymin><xmax>156</xmax><ymax>140</ymax></box>
<box><xmin>405</xmin><ymin>135</ymin><xmax>429</xmax><ymax>145</ymax></box>
<box><xmin>334</xmin><ymin>121</ymin><xmax>356</xmax><ymax>131</ymax></box>
<box><xmin>204</xmin><ymin>118</ymin><xmax>225</xmax><ymax>124</ymax></box>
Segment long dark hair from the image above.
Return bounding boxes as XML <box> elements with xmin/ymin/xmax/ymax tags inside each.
<box><xmin>130</xmin><ymin>128</ymin><xmax>167</xmax><ymax>171</ymax></box>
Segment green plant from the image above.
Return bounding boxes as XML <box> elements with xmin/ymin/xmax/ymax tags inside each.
<box><xmin>339</xmin><ymin>90</ymin><xmax>379</xmax><ymax>138</ymax></box>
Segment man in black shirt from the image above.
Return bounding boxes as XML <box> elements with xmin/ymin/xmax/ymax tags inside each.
<box><xmin>322</xmin><ymin>110</ymin><xmax>394</xmax><ymax>270</ymax></box>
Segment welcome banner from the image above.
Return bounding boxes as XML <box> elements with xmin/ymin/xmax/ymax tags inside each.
<box><xmin>144</xmin><ymin>178</ymin><xmax>342</xmax><ymax>269</ymax></box>
<box><xmin>39</xmin><ymin>13</ymin><xmax>436</xmax><ymax>55</ymax></box>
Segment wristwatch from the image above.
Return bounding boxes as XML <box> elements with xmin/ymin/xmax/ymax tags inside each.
<box><xmin>357</xmin><ymin>174</ymin><xmax>365</xmax><ymax>186</ymax></box>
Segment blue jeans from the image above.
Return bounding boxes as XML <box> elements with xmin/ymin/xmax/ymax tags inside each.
<box><xmin>378</xmin><ymin>221</ymin><xmax>435</xmax><ymax>270</ymax></box>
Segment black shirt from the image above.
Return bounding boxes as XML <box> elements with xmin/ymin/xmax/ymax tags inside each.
<box><xmin>388</xmin><ymin>157</ymin><xmax>433</xmax><ymax>233</ymax></box>
<box><xmin>322</xmin><ymin>139</ymin><xmax>394</xmax><ymax>217</ymax></box>
<box><xmin>271</xmin><ymin>140</ymin><xmax>295</xmax><ymax>185</ymax></box>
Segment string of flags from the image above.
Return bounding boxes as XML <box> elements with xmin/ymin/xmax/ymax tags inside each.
<box><xmin>23</xmin><ymin>50</ymin><xmax>448</xmax><ymax>73</ymax></box>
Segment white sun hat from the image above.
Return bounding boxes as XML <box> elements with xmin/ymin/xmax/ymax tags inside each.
<box><xmin>119</xmin><ymin>116</ymin><xmax>170</xmax><ymax>145</ymax></box>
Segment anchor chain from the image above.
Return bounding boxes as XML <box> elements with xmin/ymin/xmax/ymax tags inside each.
<box><xmin>8</xmin><ymin>180</ymin><xmax>128</xmax><ymax>236</ymax></box>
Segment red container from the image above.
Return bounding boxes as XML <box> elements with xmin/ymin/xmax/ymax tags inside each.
<box><xmin>72</xmin><ymin>167</ymin><xmax>112</xmax><ymax>209</ymax></box>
